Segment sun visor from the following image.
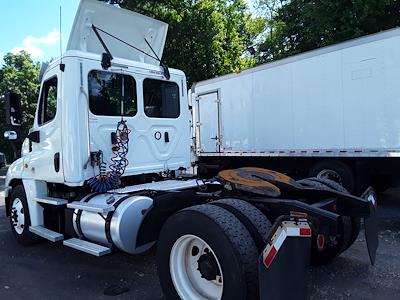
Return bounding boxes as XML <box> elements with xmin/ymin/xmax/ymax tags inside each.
<box><xmin>67</xmin><ymin>0</ymin><xmax>168</xmax><ymax>65</ymax></box>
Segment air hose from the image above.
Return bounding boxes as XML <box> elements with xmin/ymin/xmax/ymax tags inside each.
<box><xmin>88</xmin><ymin>120</ymin><xmax>131</xmax><ymax>192</ymax></box>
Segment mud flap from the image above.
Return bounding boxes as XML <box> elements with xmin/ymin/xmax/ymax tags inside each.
<box><xmin>362</xmin><ymin>187</ymin><xmax>378</xmax><ymax>265</ymax></box>
<box><xmin>258</xmin><ymin>217</ymin><xmax>311</xmax><ymax>300</ymax></box>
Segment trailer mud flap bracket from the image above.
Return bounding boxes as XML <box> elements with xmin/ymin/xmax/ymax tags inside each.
<box><xmin>259</xmin><ymin>217</ymin><xmax>311</xmax><ymax>300</ymax></box>
<box><xmin>362</xmin><ymin>187</ymin><xmax>379</xmax><ymax>265</ymax></box>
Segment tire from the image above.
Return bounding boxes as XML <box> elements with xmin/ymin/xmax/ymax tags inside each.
<box><xmin>157</xmin><ymin>204</ymin><xmax>260</xmax><ymax>300</ymax></box>
<box><xmin>309</xmin><ymin>160</ymin><xmax>355</xmax><ymax>193</ymax></box>
<box><xmin>297</xmin><ymin>178</ymin><xmax>333</xmax><ymax>191</ymax></box>
<box><xmin>305</xmin><ymin>177</ymin><xmax>348</xmax><ymax>193</ymax></box>
<box><xmin>9</xmin><ymin>185</ymin><xmax>39</xmax><ymax>246</ymax></box>
<box><xmin>310</xmin><ymin>216</ymin><xmax>353</xmax><ymax>266</ymax></box>
<box><xmin>312</xmin><ymin>177</ymin><xmax>361</xmax><ymax>251</ymax></box>
<box><xmin>304</xmin><ymin>178</ymin><xmax>359</xmax><ymax>265</ymax></box>
<box><xmin>211</xmin><ymin>198</ymin><xmax>272</xmax><ymax>250</ymax></box>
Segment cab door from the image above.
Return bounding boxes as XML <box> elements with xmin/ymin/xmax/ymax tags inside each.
<box><xmin>24</xmin><ymin>69</ymin><xmax>64</xmax><ymax>182</ymax></box>
<box><xmin>140</xmin><ymin>77</ymin><xmax>190</xmax><ymax>172</ymax></box>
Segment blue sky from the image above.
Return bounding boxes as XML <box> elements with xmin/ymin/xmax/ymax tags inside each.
<box><xmin>0</xmin><ymin>0</ymin><xmax>256</xmax><ymax>65</ymax></box>
<box><xmin>0</xmin><ymin>0</ymin><xmax>80</xmax><ymax>64</ymax></box>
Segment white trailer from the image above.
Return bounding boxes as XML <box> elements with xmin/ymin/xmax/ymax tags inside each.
<box><xmin>2</xmin><ymin>1</ymin><xmax>378</xmax><ymax>299</ymax></box>
<box><xmin>192</xmin><ymin>28</ymin><xmax>400</xmax><ymax>192</ymax></box>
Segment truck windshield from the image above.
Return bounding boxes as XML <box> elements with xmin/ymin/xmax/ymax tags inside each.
<box><xmin>88</xmin><ymin>70</ymin><xmax>137</xmax><ymax>117</ymax></box>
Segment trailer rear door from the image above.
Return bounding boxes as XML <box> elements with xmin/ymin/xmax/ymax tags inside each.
<box><xmin>196</xmin><ymin>91</ymin><xmax>221</xmax><ymax>153</ymax></box>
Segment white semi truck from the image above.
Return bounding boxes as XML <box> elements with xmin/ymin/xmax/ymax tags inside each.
<box><xmin>3</xmin><ymin>1</ymin><xmax>378</xmax><ymax>299</ymax></box>
<box><xmin>192</xmin><ymin>27</ymin><xmax>400</xmax><ymax>193</ymax></box>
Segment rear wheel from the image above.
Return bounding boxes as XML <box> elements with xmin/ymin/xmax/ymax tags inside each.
<box><xmin>157</xmin><ymin>204</ymin><xmax>260</xmax><ymax>300</ymax></box>
<box><xmin>311</xmin><ymin>177</ymin><xmax>361</xmax><ymax>251</ymax></box>
<box><xmin>9</xmin><ymin>185</ymin><xmax>39</xmax><ymax>246</ymax></box>
<box><xmin>211</xmin><ymin>198</ymin><xmax>272</xmax><ymax>250</ymax></box>
<box><xmin>298</xmin><ymin>178</ymin><xmax>359</xmax><ymax>265</ymax></box>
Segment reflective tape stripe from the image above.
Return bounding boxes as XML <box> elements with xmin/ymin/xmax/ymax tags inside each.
<box><xmin>300</xmin><ymin>228</ymin><xmax>312</xmax><ymax>237</ymax></box>
<box><xmin>263</xmin><ymin>221</ymin><xmax>312</xmax><ymax>269</ymax></box>
<box><xmin>274</xmin><ymin>230</ymin><xmax>287</xmax><ymax>250</ymax></box>
<box><xmin>264</xmin><ymin>246</ymin><xmax>277</xmax><ymax>268</ymax></box>
<box><xmin>286</xmin><ymin>227</ymin><xmax>299</xmax><ymax>237</ymax></box>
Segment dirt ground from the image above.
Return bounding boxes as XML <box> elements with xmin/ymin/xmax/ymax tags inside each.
<box><xmin>0</xmin><ymin>167</ymin><xmax>399</xmax><ymax>300</ymax></box>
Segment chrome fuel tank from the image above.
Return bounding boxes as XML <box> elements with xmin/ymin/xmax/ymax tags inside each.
<box><xmin>72</xmin><ymin>193</ymin><xmax>153</xmax><ymax>254</ymax></box>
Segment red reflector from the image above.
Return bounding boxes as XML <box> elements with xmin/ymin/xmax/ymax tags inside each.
<box><xmin>264</xmin><ymin>247</ymin><xmax>277</xmax><ymax>269</ymax></box>
<box><xmin>300</xmin><ymin>228</ymin><xmax>311</xmax><ymax>236</ymax></box>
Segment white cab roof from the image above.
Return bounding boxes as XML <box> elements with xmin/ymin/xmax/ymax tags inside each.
<box><xmin>67</xmin><ymin>0</ymin><xmax>168</xmax><ymax>66</ymax></box>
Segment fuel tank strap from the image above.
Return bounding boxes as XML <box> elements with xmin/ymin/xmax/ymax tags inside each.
<box><xmin>104</xmin><ymin>195</ymin><xmax>133</xmax><ymax>245</ymax></box>
<box><xmin>75</xmin><ymin>193</ymin><xmax>101</xmax><ymax>240</ymax></box>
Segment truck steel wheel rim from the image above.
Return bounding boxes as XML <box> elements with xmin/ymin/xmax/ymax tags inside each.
<box><xmin>170</xmin><ymin>234</ymin><xmax>223</xmax><ymax>300</ymax></box>
<box><xmin>11</xmin><ymin>198</ymin><xmax>25</xmax><ymax>234</ymax></box>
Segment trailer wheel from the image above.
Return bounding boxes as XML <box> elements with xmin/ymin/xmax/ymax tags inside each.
<box><xmin>157</xmin><ymin>204</ymin><xmax>260</xmax><ymax>300</ymax></box>
<box><xmin>309</xmin><ymin>160</ymin><xmax>355</xmax><ymax>193</ymax></box>
<box><xmin>9</xmin><ymin>185</ymin><xmax>39</xmax><ymax>246</ymax></box>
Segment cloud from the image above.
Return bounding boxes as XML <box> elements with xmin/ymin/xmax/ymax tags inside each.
<box><xmin>11</xmin><ymin>29</ymin><xmax>60</xmax><ymax>58</ymax></box>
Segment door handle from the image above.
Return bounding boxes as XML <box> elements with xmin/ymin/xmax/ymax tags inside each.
<box><xmin>111</xmin><ymin>132</ymin><xmax>117</xmax><ymax>145</ymax></box>
<box><xmin>164</xmin><ymin>132</ymin><xmax>170</xmax><ymax>143</ymax></box>
<box><xmin>54</xmin><ymin>152</ymin><xmax>60</xmax><ymax>173</ymax></box>
<box><xmin>211</xmin><ymin>136</ymin><xmax>218</xmax><ymax>140</ymax></box>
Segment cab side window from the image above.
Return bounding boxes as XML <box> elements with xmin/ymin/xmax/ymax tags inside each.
<box><xmin>38</xmin><ymin>77</ymin><xmax>58</xmax><ymax>125</ymax></box>
<box><xmin>143</xmin><ymin>79</ymin><xmax>180</xmax><ymax>118</ymax></box>
<box><xmin>88</xmin><ymin>70</ymin><xmax>137</xmax><ymax>117</ymax></box>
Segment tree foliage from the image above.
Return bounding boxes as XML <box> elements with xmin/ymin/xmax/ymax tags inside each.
<box><xmin>0</xmin><ymin>51</ymin><xmax>40</xmax><ymax>160</ymax></box>
<box><xmin>104</xmin><ymin>0</ymin><xmax>266</xmax><ymax>85</ymax></box>
<box><xmin>257</xmin><ymin>0</ymin><xmax>400</xmax><ymax>62</ymax></box>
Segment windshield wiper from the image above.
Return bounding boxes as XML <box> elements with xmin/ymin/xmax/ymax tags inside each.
<box><xmin>144</xmin><ymin>38</ymin><xmax>170</xmax><ymax>80</ymax></box>
<box><xmin>91</xmin><ymin>24</ymin><xmax>170</xmax><ymax>79</ymax></box>
<box><xmin>92</xmin><ymin>24</ymin><xmax>113</xmax><ymax>70</ymax></box>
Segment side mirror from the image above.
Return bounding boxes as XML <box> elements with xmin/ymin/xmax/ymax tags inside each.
<box><xmin>4</xmin><ymin>92</ymin><xmax>22</xmax><ymax>127</ymax></box>
<box><xmin>3</xmin><ymin>130</ymin><xmax>18</xmax><ymax>140</ymax></box>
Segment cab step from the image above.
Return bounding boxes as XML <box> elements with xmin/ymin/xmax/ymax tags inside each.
<box><xmin>34</xmin><ymin>196</ymin><xmax>68</xmax><ymax>206</ymax></box>
<box><xmin>67</xmin><ymin>201</ymin><xmax>115</xmax><ymax>214</ymax></box>
<box><xmin>29</xmin><ymin>226</ymin><xmax>64</xmax><ymax>242</ymax></box>
<box><xmin>63</xmin><ymin>238</ymin><xmax>111</xmax><ymax>256</ymax></box>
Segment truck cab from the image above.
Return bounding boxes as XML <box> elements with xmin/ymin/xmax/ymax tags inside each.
<box><xmin>5</xmin><ymin>0</ymin><xmax>191</xmax><ymax>192</ymax></box>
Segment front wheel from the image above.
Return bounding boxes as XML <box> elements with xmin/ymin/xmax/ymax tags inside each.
<box><xmin>9</xmin><ymin>185</ymin><xmax>39</xmax><ymax>246</ymax></box>
<box><xmin>156</xmin><ymin>204</ymin><xmax>260</xmax><ymax>300</ymax></box>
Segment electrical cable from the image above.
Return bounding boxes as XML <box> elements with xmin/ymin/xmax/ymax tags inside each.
<box><xmin>88</xmin><ymin>120</ymin><xmax>131</xmax><ymax>192</ymax></box>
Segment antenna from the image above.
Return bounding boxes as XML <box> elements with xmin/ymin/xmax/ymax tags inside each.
<box><xmin>59</xmin><ymin>5</ymin><xmax>65</xmax><ymax>72</ymax></box>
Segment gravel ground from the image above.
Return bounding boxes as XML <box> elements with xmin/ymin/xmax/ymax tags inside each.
<box><xmin>0</xmin><ymin>167</ymin><xmax>399</xmax><ymax>299</ymax></box>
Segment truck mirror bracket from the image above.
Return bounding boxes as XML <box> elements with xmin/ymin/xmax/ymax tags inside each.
<box><xmin>28</xmin><ymin>131</ymin><xmax>40</xmax><ymax>143</ymax></box>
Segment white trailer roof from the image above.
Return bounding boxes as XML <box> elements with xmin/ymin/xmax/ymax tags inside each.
<box><xmin>67</xmin><ymin>0</ymin><xmax>168</xmax><ymax>66</ymax></box>
<box><xmin>193</xmin><ymin>27</ymin><xmax>400</xmax><ymax>89</ymax></box>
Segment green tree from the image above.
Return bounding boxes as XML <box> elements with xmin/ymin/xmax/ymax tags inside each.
<box><xmin>103</xmin><ymin>0</ymin><xmax>266</xmax><ymax>85</ymax></box>
<box><xmin>0</xmin><ymin>51</ymin><xmax>40</xmax><ymax>161</ymax></box>
<box><xmin>257</xmin><ymin>0</ymin><xmax>400</xmax><ymax>62</ymax></box>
